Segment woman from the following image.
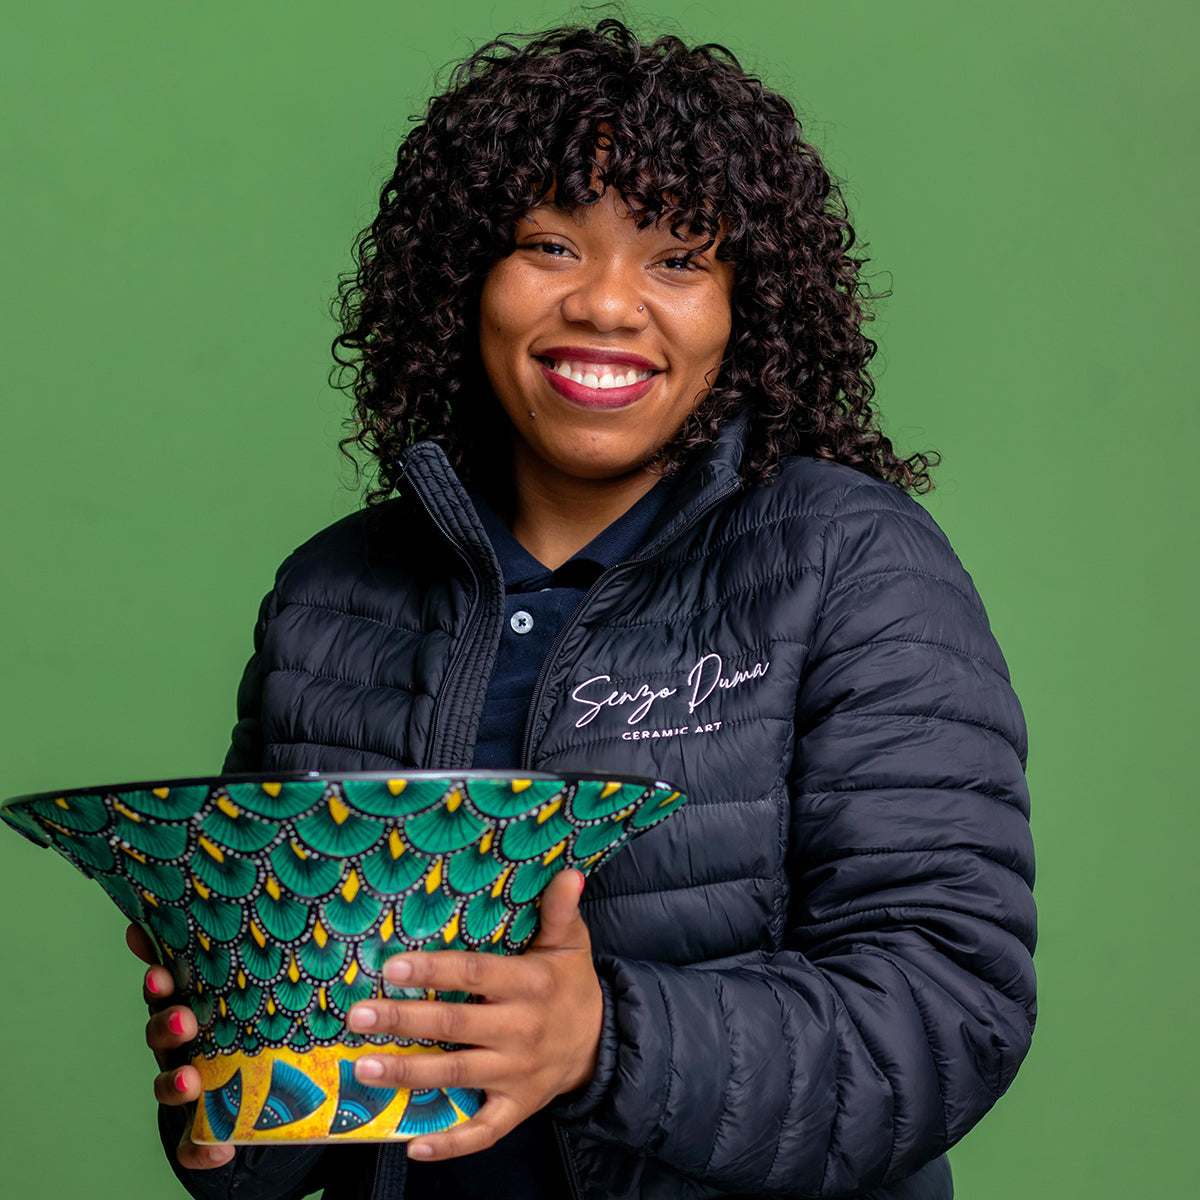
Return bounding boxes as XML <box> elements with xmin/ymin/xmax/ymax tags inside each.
<box><xmin>133</xmin><ymin>20</ymin><xmax>1036</xmax><ymax>1200</ymax></box>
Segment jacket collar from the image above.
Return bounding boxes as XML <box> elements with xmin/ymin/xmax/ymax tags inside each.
<box><xmin>637</xmin><ymin>410</ymin><xmax>748</xmax><ymax>555</ymax></box>
<box><xmin>394</xmin><ymin>408</ymin><xmax>749</xmax><ymax>558</ymax></box>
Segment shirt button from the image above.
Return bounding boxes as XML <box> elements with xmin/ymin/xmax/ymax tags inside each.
<box><xmin>510</xmin><ymin>610</ymin><xmax>534</xmax><ymax>635</ymax></box>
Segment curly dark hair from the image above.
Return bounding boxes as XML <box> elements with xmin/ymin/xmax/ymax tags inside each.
<box><xmin>332</xmin><ymin>17</ymin><xmax>937</xmax><ymax>500</ymax></box>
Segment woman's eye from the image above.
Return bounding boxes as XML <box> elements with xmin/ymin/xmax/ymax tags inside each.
<box><xmin>661</xmin><ymin>254</ymin><xmax>699</xmax><ymax>271</ymax></box>
<box><xmin>532</xmin><ymin>241</ymin><xmax>570</xmax><ymax>256</ymax></box>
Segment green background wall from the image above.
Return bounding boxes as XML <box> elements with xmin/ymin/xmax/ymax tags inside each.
<box><xmin>1</xmin><ymin>1</ymin><xmax>1194</xmax><ymax>1195</ymax></box>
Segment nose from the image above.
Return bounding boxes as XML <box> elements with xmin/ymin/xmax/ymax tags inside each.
<box><xmin>559</xmin><ymin>259</ymin><xmax>649</xmax><ymax>332</ymax></box>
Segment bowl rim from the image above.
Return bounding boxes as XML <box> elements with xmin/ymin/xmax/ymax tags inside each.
<box><xmin>2</xmin><ymin>769</ymin><xmax>680</xmax><ymax>813</ymax></box>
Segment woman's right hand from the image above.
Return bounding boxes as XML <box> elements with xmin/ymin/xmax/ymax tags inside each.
<box><xmin>126</xmin><ymin>923</ymin><xmax>235</xmax><ymax>1170</ymax></box>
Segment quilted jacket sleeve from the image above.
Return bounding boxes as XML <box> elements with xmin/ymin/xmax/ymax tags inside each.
<box><xmin>554</xmin><ymin>484</ymin><xmax>1037</xmax><ymax>1195</ymax></box>
<box><xmin>222</xmin><ymin>587</ymin><xmax>280</xmax><ymax>774</ymax></box>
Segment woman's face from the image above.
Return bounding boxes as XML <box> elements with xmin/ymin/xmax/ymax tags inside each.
<box><xmin>478</xmin><ymin>190</ymin><xmax>735</xmax><ymax>490</ymax></box>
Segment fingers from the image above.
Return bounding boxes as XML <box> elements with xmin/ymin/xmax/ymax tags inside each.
<box><xmin>371</xmin><ymin>946</ymin><xmax>520</xmax><ymax>1001</ymax></box>
<box><xmin>174</xmin><ymin>1110</ymin><xmax>235</xmax><ymax>1171</ymax></box>
<box><xmin>129</xmin><ymin>923</ymin><xmax>176</xmax><ymax>1012</ymax></box>
<box><xmin>348</xmin><ymin>991</ymin><xmax>528</xmax><ymax>1049</ymax></box>
<box><xmin>143</xmin><ymin>964</ymin><xmax>176</xmax><ymax>1007</ymax></box>
<box><xmin>405</xmin><ymin>1095</ymin><xmax>518</xmax><ymax>1163</ymax></box>
<box><xmin>125</xmin><ymin>922</ymin><xmax>158</xmax><ymax>966</ymax></box>
<box><xmin>352</xmin><ymin>1047</ymin><xmax>500</xmax><ymax>1090</ymax></box>
<box><xmin>529</xmin><ymin>869</ymin><xmax>587</xmax><ymax>949</ymax></box>
<box><xmin>147</xmin><ymin>1004</ymin><xmax>197</xmax><ymax>1049</ymax></box>
<box><xmin>154</xmin><ymin>1063</ymin><xmax>202</xmax><ymax>1105</ymax></box>
<box><xmin>146</xmin><ymin>1004</ymin><xmax>197</xmax><ymax>1069</ymax></box>
<box><xmin>361</xmin><ymin>870</ymin><xmax>589</xmax><ymax>1003</ymax></box>
<box><xmin>128</xmin><ymin>924</ymin><xmax>229</xmax><ymax>1171</ymax></box>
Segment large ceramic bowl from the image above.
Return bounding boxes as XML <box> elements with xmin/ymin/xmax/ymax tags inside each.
<box><xmin>1</xmin><ymin>770</ymin><xmax>686</xmax><ymax>1144</ymax></box>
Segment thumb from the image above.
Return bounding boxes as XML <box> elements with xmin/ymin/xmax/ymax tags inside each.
<box><xmin>126</xmin><ymin>922</ymin><xmax>159</xmax><ymax>966</ymax></box>
<box><xmin>532</xmin><ymin>869</ymin><xmax>587</xmax><ymax>950</ymax></box>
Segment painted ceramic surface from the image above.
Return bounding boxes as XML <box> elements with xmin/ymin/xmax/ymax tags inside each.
<box><xmin>1</xmin><ymin>771</ymin><xmax>687</xmax><ymax>1143</ymax></box>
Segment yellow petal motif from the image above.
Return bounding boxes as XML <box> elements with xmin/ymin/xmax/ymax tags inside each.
<box><xmin>198</xmin><ymin>836</ymin><xmax>225</xmax><ymax>863</ymax></box>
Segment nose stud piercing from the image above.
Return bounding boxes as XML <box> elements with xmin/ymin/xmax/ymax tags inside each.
<box><xmin>637</xmin><ymin>305</ymin><xmax>645</xmax><ymax>312</ymax></box>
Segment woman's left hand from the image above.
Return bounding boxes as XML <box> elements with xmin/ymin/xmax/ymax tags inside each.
<box><xmin>345</xmin><ymin>868</ymin><xmax>602</xmax><ymax>1161</ymax></box>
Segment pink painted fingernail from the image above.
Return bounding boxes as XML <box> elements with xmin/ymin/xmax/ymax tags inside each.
<box><xmin>384</xmin><ymin>958</ymin><xmax>413</xmax><ymax>982</ymax></box>
<box><xmin>355</xmin><ymin>1058</ymin><xmax>383</xmax><ymax>1080</ymax></box>
<box><xmin>576</xmin><ymin>871</ymin><xmax>586</xmax><ymax>897</ymax></box>
<box><xmin>173</xmin><ymin>1070</ymin><xmax>189</xmax><ymax>1093</ymax></box>
<box><xmin>146</xmin><ymin>971</ymin><xmax>161</xmax><ymax>995</ymax></box>
<box><xmin>408</xmin><ymin>1142</ymin><xmax>434</xmax><ymax>1159</ymax></box>
<box><xmin>168</xmin><ymin>1011</ymin><xmax>185</xmax><ymax>1036</ymax></box>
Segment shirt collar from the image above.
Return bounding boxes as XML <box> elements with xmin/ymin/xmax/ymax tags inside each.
<box><xmin>468</xmin><ymin>478</ymin><xmax>673</xmax><ymax>592</ymax></box>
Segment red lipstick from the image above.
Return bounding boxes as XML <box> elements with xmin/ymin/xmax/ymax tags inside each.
<box><xmin>536</xmin><ymin>359</ymin><xmax>658</xmax><ymax>409</ymax></box>
<box><xmin>537</xmin><ymin>346</ymin><xmax>662</xmax><ymax>371</ymax></box>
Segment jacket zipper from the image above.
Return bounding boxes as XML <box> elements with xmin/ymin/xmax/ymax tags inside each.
<box><xmin>404</xmin><ymin>461</ymin><xmax>738</xmax><ymax>1198</ymax></box>
<box><xmin>368</xmin><ymin>1143</ymin><xmax>384</xmax><ymax>1200</ymax></box>
<box><xmin>401</xmin><ymin>463</ymin><xmax>489</xmax><ymax>767</ymax></box>
<box><xmin>519</xmin><ymin>476</ymin><xmax>740</xmax><ymax>768</ymax></box>
<box><xmin>554</xmin><ymin>1121</ymin><xmax>586</xmax><ymax>1200</ymax></box>
<box><xmin>529</xmin><ymin>477</ymin><xmax>738</xmax><ymax>1198</ymax></box>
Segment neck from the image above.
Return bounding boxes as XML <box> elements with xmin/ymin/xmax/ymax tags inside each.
<box><xmin>504</xmin><ymin>455</ymin><xmax>661</xmax><ymax>570</ymax></box>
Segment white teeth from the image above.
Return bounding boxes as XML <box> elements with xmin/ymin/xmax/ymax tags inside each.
<box><xmin>597</xmin><ymin>373</ymin><xmax>633</xmax><ymax>389</ymax></box>
<box><xmin>548</xmin><ymin>359</ymin><xmax>654</xmax><ymax>389</ymax></box>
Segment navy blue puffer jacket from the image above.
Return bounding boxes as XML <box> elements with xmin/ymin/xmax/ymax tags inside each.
<box><xmin>163</xmin><ymin>416</ymin><xmax>1035</xmax><ymax>1199</ymax></box>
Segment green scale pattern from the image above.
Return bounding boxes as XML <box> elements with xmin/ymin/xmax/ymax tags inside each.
<box><xmin>2</xmin><ymin>774</ymin><xmax>686</xmax><ymax>1058</ymax></box>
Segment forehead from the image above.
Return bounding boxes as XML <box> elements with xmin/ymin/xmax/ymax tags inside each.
<box><xmin>520</xmin><ymin>189</ymin><xmax>719</xmax><ymax>244</ymax></box>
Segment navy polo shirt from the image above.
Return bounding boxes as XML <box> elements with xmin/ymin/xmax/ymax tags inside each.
<box><xmin>403</xmin><ymin>479</ymin><xmax>670</xmax><ymax>1200</ymax></box>
<box><xmin>469</xmin><ymin>480</ymin><xmax>671</xmax><ymax>770</ymax></box>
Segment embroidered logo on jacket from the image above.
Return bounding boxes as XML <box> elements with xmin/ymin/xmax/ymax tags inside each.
<box><xmin>569</xmin><ymin>652</ymin><xmax>770</xmax><ymax>738</ymax></box>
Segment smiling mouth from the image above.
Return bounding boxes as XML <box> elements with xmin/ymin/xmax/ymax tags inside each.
<box><xmin>537</xmin><ymin>357</ymin><xmax>659</xmax><ymax>390</ymax></box>
<box><xmin>533</xmin><ymin>356</ymin><xmax>662</xmax><ymax>409</ymax></box>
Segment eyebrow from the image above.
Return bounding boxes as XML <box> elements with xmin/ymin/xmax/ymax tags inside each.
<box><xmin>519</xmin><ymin>206</ymin><xmax>718</xmax><ymax>247</ymax></box>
